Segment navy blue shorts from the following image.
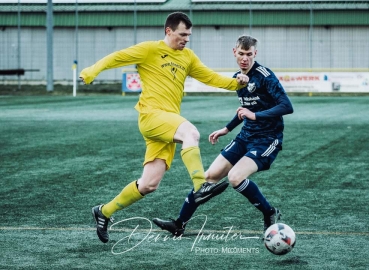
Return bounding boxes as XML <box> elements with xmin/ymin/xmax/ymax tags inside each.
<box><xmin>220</xmin><ymin>135</ymin><xmax>282</xmax><ymax>171</ymax></box>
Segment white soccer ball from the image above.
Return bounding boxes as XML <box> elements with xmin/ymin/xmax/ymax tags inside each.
<box><xmin>264</xmin><ymin>223</ymin><xmax>296</xmax><ymax>255</ymax></box>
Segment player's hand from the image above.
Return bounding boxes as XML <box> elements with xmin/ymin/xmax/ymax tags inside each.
<box><xmin>209</xmin><ymin>127</ymin><xmax>229</xmax><ymax>145</ymax></box>
<box><xmin>79</xmin><ymin>67</ymin><xmax>95</xmax><ymax>85</ymax></box>
<box><xmin>237</xmin><ymin>107</ymin><xmax>256</xmax><ymax>120</ymax></box>
<box><xmin>79</xmin><ymin>76</ymin><xmax>86</xmax><ymax>84</ymax></box>
<box><xmin>236</xmin><ymin>73</ymin><xmax>249</xmax><ymax>85</ymax></box>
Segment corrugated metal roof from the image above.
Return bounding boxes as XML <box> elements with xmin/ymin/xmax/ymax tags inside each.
<box><xmin>1</xmin><ymin>9</ymin><xmax>368</xmax><ymax>27</ymax></box>
<box><xmin>0</xmin><ymin>0</ymin><xmax>368</xmax><ymax>13</ymax></box>
<box><xmin>190</xmin><ymin>1</ymin><xmax>369</xmax><ymax>11</ymax></box>
<box><xmin>1</xmin><ymin>0</ymin><xmax>368</xmax><ymax>26</ymax></box>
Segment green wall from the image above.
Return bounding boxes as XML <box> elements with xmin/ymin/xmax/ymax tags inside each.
<box><xmin>0</xmin><ymin>10</ymin><xmax>368</xmax><ymax>27</ymax></box>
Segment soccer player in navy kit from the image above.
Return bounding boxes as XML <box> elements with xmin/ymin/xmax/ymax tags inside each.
<box><xmin>153</xmin><ymin>35</ymin><xmax>294</xmax><ymax>236</ymax></box>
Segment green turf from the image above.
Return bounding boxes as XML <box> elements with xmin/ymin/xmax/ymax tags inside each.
<box><xmin>1</xmin><ymin>95</ymin><xmax>368</xmax><ymax>269</ymax></box>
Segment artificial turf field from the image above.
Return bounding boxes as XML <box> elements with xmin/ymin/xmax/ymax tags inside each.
<box><xmin>1</xmin><ymin>95</ymin><xmax>368</xmax><ymax>270</ymax></box>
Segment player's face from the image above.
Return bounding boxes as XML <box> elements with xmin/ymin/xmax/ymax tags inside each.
<box><xmin>233</xmin><ymin>45</ymin><xmax>257</xmax><ymax>73</ymax></box>
<box><xmin>166</xmin><ymin>22</ymin><xmax>192</xmax><ymax>50</ymax></box>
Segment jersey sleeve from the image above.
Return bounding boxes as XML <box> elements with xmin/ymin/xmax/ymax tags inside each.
<box><xmin>255</xmin><ymin>81</ymin><xmax>294</xmax><ymax>119</ymax></box>
<box><xmin>188</xmin><ymin>52</ymin><xmax>240</xmax><ymax>91</ymax></box>
<box><xmin>79</xmin><ymin>42</ymin><xmax>149</xmax><ymax>84</ymax></box>
<box><xmin>225</xmin><ymin>113</ymin><xmax>243</xmax><ymax>132</ymax></box>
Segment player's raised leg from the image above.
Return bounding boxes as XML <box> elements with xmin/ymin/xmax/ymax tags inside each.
<box><xmin>174</xmin><ymin>121</ymin><xmax>229</xmax><ymax>204</ymax></box>
<box><xmin>153</xmin><ymin>154</ymin><xmax>231</xmax><ymax>235</ymax></box>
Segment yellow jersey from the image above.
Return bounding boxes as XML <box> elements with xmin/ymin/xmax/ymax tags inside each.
<box><xmin>80</xmin><ymin>40</ymin><xmax>239</xmax><ymax>114</ymax></box>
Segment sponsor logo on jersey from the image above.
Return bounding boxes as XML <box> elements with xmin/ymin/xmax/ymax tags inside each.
<box><xmin>171</xmin><ymin>67</ymin><xmax>178</xmax><ymax>80</ymax></box>
<box><xmin>238</xmin><ymin>96</ymin><xmax>260</xmax><ymax>106</ymax></box>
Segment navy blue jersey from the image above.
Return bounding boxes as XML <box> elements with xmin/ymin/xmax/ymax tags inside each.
<box><xmin>226</xmin><ymin>62</ymin><xmax>293</xmax><ymax>140</ymax></box>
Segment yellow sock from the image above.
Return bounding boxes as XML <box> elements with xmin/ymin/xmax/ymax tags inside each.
<box><xmin>181</xmin><ymin>146</ymin><xmax>206</xmax><ymax>192</ymax></box>
<box><xmin>102</xmin><ymin>180</ymin><xmax>144</xmax><ymax>218</ymax></box>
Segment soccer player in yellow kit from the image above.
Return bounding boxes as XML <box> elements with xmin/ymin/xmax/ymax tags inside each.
<box><xmin>80</xmin><ymin>12</ymin><xmax>248</xmax><ymax>243</ymax></box>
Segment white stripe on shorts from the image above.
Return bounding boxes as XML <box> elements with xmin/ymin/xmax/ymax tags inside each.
<box><xmin>224</xmin><ymin>140</ymin><xmax>235</xmax><ymax>152</ymax></box>
<box><xmin>261</xmin><ymin>139</ymin><xmax>279</xmax><ymax>157</ymax></box>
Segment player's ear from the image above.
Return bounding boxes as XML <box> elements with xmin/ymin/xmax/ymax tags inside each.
<box><xmin>254</xmin><ymin>49</ymin><xmax>258</xmax><ymax>58</ymax></box>
<box><xmin>233</xmin><ymin>48</ymin><xmax>237</xmax><ymax>56</ymax></box>
<box><xmin>165</xmin><ymin>27</ymin><xmax>172</xmax><ymax>36</ymax></box>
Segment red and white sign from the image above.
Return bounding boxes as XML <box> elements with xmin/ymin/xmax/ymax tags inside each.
<box><xmin>277</xmin><ymin>72</ymin><xmax>369</xmax><ymax>92</ymax></box>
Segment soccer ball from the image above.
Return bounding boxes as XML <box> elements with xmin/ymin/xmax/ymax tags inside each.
<box><xmin>264</xmin><ymin>223</ymin><xmax>296</xmax><ymax>255</ymax></box>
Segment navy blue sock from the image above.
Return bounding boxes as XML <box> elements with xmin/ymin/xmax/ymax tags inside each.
<box><xmin>234</xmin><ymin>179</ymin><xmax>273</xmax><ymax>216</ymax></box>
<box><xmin>177</xmin><ymin>188</ymin><xmax>198</xmax><ymax>226</ymax></box>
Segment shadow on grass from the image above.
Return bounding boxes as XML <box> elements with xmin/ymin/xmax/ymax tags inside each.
<box><xmin>276</xmin><ymin>256</ymin><xmax>309</xmax><ymax>266</ymax></box>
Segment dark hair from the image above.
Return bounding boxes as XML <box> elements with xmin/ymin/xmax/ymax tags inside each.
<box><xmin>235</xmin><ymin>35</ymin><xmax>258</xmax><ymax>50</ymax></box>
<box><xmin>164</xmin><ymin>12</ymin><xmax>192</xmax><ymax>34</ymax></box>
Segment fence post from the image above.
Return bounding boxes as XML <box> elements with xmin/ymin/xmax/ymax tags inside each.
<box><xmin>46</xmin><ymin>0</ymin><xmax>54</xmax><ymax>92</ymax></box>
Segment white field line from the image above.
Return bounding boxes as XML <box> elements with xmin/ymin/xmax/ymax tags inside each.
<box><xmin>0</xmin><ymin>226</ymin><xmax>368</xmax><ymax>236</ymax></box>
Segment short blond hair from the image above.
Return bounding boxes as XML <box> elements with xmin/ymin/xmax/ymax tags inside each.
<box><xmin>235</xmin><ymin>35</ymin><xmax>258</xmax><ymax>50</ymax></box>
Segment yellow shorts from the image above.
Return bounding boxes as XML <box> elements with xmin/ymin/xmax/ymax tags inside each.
<box><xmin>138</xmin><ymin>109</ymin><xmax>187</xmax><ymax>170</ymax></box>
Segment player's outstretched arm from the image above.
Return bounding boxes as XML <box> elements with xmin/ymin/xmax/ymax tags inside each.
<box><xmin>79</xmin><ymin>59</ymin><xmax>110</xmax><ymax>85</ymax></box>
<box><xmin>79</xmin><ymin>49</ymin><xmax>133</xmax><ymax>84</ymax></box>
<box><xmin>79</xmin><ymin>54</ymin><xmax>115</xmax><ymax>85</ymax></box>
<box><xmin>189</xmin><ymin>54</ymin><xmax>249</xmax><ymax>90</ymax></box>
